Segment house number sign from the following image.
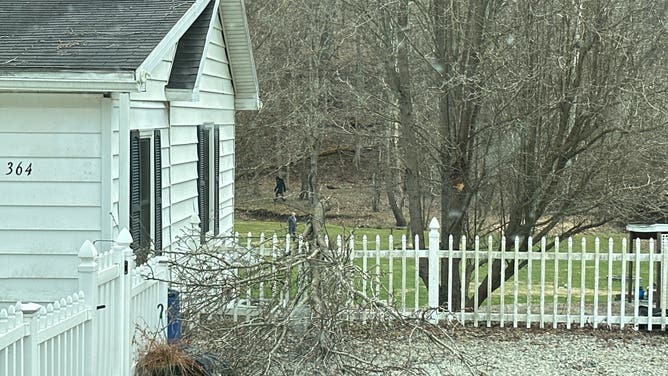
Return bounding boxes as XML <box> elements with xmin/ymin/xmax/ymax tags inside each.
<box><xmin>5</xmin><ymin>161</ymin><xmax>33</xmax><ymax>176</ymax></box>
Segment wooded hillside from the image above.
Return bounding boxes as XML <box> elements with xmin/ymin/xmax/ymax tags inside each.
<box><xmin>237</xmin><ymin>0</ymin><xmax>667</xmax><ymax>234</ymax></box>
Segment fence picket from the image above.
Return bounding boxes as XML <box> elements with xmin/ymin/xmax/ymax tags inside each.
<box><xmin>447</xmin><ymin>235</ymin><xmax>454</xmax><ymax>314</ymax></box>
<box><xmin>540</xmin><ymin>237</ymin><xmax>546</xmax><ymax>329</ymax></box>
<box><xmin>428</xmin><ymin>219</ymin><xmax>440</xmax><ymax>324</ymax></box>
<box><xmin>0</xmin><ymin>308</ymin><xmax>7</xmax><ymax>335</ymax></box>
<box><xmin>486</xmin><ymin>236</ymin><xmax>493</xmax><ymax>328</ymax></box>
<box><xmin>401</xmin><ymin>235</ymin><xmax>407</xmax><ymax>315</ymax></box>
<box><xmin>259</xmin><ymin>233</ymin><xmax>265</xmax><ymax>303</ymax></box>
<box><xmin>272</xmin><ymin>233</ymin><xmax>278</xmax><ymax>307</ymax></box>
<box><xmin>362</xmin><ymin>235</ymin><xmax>368</xmax><ymax>300</ymax></box>
<box><xmin>414</xmin><ymin>234</ymin><xmax>420</xmax><ymax>313</ymax></box>
<box><xmin>607</xmin><ymin>238</ymin><xmax>613</xmax><ymax>328</ymax></box>
<box><xmin>662</xmin><ymin>237</ymin><xmax>668</xmax><ymax>331</ymax></box>
<box><xmin>246</xmin><ymin>234</ymin><xmax>252</xmax><ymax>313</ymax></box>
<box><xmin>401</xmin><ymin>234</ymin><xmax>407</xmax><ymax>315</ymax></box>
<box><xmin>388</xmin><ymin>234</ymin><xmax>394</xmax><ymax>304</ymax></box>
<box><xmin>648</xmin><ymin>238</ymin><xmax>655</xmax><ymax>331</ymax></box>
<box><xmin>634</xmin><ymin>238</ymin><xmax>641</xmax><ymax>329</ymax></box>
<box><xmin>362</xmin><ymin>235</ymin><xmax>368</xmax><ymax>323</ymax></box>
<box><xmin>460</xmin><ymin>236</ymin><xmax>467</xmax><ymax>323</ymax></box>
<box><xmin>375</xmin><ymin>235</ymin><xmax>381</xmax><ymax>300</ymax></box>
<box><xmin>348</xmin><ymin>235</ymin><xmax>355</xmax><ymax>321</ymax></box>
<box><xmin>580</xmin><ymin>238</ymin><xmax>586</xmax><ymax>328</ymax></box>
<box><xmin>513</xmin><ymin>237</ymin><xmax>519</xmax><ymax>328</ymax></box>
<box><xmin>567</xmin><ymin>238</ymin><xmax>573</xmax><ymax>329</ymax></box>
<box><xmin>474</xmin><ymin>236</ymin><xmax>480</xmax><ymax>327</ymax></box>
<box><xmin>620</xmin><ymin>238</ymin><xmax>627</xmax><ymax>329</ymax></box>
<box><xmin>593</xmin><ymin>238</ymin><xmax>600</xmax><ymax>329</ymax></box>
<box><xmin>526</xmin><ymin>236</ymin><xmax>533</xmax><ymax>328</ymax></box>
<box><xmin>553</xmin><ymin>237</ymin><xmax>559</xmax><ymax>329</ymax></box>
<box><xmin>283</xmin><ymin>234</ymin><xmax>293</xmax><ymax>307</ymax></box>
<box><xmin>500</xmin><ymin>237</ymin><xmax>506</xmax><ymax>328</ymax></box>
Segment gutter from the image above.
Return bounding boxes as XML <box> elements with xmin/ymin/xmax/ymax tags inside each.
<box><xmin>0</xmin><ymin>70</ymin><xmax>139</xmax><ymax>92</ymax></box>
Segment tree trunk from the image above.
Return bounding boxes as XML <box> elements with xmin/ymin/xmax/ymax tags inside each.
<box><xmin>308</xmin><ymin>139</ymin><xmax>326</xmax><ymax>245</ymax></box>
<box><xmin>395</xmin><ymin>0</ymin><xmax>424</xmax><ymax>246</ymax></box>
<box><xmin>299</xmin><ymin>157</ymin><xmax>310</xmax><ymax>201</ymax></box>
<box><xmin>371</xmin><ymin>172</ymin><xmax>380</xmax><ymax>212</ymax></box>
<box><xmin>383</xmin><ymin>67</ymin><xmax>406</xmax><ymax>227</ymax></box>
<box><xmin>384</xmin><ymin>130</ymin><xmax>406</xmax><ymax>225</ymax></box>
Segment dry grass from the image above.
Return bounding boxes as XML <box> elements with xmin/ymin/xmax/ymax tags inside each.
<box><xmin>135</xmin><ymin>340</ymin><xmax>205</xmax><ymax>376</ymax></box>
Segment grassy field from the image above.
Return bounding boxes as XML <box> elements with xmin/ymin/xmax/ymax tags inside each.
<box><xmin>234</xmin><ymin>220</ymin><xmax>655</xmax><ymax>309</ymax></box>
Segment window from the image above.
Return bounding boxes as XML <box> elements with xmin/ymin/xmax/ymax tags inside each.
<box><xmin>130</xmin><ymin>129</ymin><xmax>162</xmax><ymax>252</ymax></box>
<box><xmin>197</xmin><ymin>124</ymin><xmax>220</xmax><ymax>242</ymax></box>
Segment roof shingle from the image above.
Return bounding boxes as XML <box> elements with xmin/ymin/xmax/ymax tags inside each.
<box><xmin>0</xmin><ymin>0</ymin><xmax>197</xmax><ymax>71</ymax></box>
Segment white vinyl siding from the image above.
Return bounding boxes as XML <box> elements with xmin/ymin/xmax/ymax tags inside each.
<box><xmin>218</xmin><ymin>123</ymin><xmax>234</xmax><ymax>234</ymax></box>
<box><xmin>112</xmin><ymin>48</ymin><xmax>175</xmax><ymax>250</ymax></box>
<box><xmin>0</xmin><ymin>93</ymin><xmax>103</xmax><ymax>305</ymax></box>
<box><xmin>170</xmin><ymin>14</ymin><xmax>236</xmax><ymax>239</ymax></box>
<box><xmin>168</xmin><ymin>126</ymin><xmax>200</xmax><ymax>245</ymax></box>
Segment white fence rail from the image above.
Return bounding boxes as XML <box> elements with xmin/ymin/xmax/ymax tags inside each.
<box><xmin>230</xmin><ymin>218</ymin><xmax>668</xmax><ymax>331</ymax></box>
<box><xmin>0</xmin><ymin>229</ymin><xmax>168</xmax><ymax>376</ymax></box>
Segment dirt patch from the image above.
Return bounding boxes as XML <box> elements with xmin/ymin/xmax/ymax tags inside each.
<box><xmin>235</xmin><ymin>154</ymin><xmax>404</xmax><ymax>229</ymax></box>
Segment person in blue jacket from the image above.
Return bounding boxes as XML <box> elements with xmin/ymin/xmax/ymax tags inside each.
<box><xmin>288</xmin><ymin>212</ymin><xmax>297</xmax><ymax>238</ymax></box>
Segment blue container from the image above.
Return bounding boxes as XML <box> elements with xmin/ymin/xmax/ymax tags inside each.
<box><xmin>167</xmin><ymin>289</ymin><xmax>182</xmax><ymax>343</ymax></box>
<box><xmin>639</xmin><ymin>286</ymin><xmax>645</xmax><ymax>300</ymax></box>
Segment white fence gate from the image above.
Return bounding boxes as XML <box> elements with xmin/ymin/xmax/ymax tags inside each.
<box><xmin>230</xmin><ymin>218</ymin><xmax>668</xmax><ymax>331</ymax></box>
<box><xmin>0</xmin><ymin>229</ymin><xmax>168</xmax><ymax>376</ymax></box>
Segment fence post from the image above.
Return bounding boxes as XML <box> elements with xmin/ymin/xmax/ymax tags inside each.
<box><xmin>114</xmin><ymin>228</ymin><xmax>134</xmax><ymax>375</ymax></box>
<box><xmin>20</xmin><ymin>302</ymin><xmax>42</xmax><ymax>376</ymax></box>
<box><xmin>113</xmin><ymin>228</ymin><xmax>133</xmax><ymax>376</ymax></box>
<box><xmin>157</xmin><ymin>255</ymin><xmax>170</xmax><ymax>339</ymax></box>
<box><xmin>428</xmin><ymin>218</ymin><xmax>440</xmax><ymax>324</ymax></box>
<box><xmin>662</xmin><ymin>239</ymin><xmax>668</xmax><ymax>330</ymax></box>
<box><xmin>78</xmin><ymin>240</ymin><xmax>99</xmax><ymax>375</ymax></box>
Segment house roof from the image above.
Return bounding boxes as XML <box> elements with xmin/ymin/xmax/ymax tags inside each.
<box><xmin>0</xmin><ymin>0</ymin><xmax>259</xmax><ymax>108</ymax></box>
<box><xmin>0</xmin><ymin>0</ymin><xmax>196</xmax><ymax>71</ymax></box>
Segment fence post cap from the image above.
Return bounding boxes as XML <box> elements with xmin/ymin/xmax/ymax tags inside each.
<box><xmin>189</xmin><ymin>213</ymin><xmax>201</xmax><ymax>225</ymax></box>
<box><xmin>116</xmin><ymin>228</ymin><xmax>133</xmax><ymax>246</ymax></box>
<box><xmin>78</xmin><ymin>240</ymin><xmax>98</xmax><ymax>259</ymax></box>
<box><xmin>20</xmin><ymin>302</ymin><xmax>43</xmax><ymax>315</ymax></box>
<box><xmin>429</xmin><ymin>217</ymin><xmax>440</xmax><ymax>230</ymax></box>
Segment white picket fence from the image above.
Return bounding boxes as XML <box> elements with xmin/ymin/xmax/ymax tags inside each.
<box><xmin>0</xmin><ymin>229</ymin><xmax>169</xmax><ymax>376</ymax></box>
<box><xmin>230</xmin><ymin>218</ymin><xmax>668</xmax><ymax>330</ymax></box>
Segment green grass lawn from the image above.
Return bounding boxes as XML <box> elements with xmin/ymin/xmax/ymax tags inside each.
<box><xmin>234</xmin><ymin>220</ymin><xmax>655</xmax><ymax>310</ymax></box>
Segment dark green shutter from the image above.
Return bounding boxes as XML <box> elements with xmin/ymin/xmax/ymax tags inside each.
<box><xmin>213</xmin><ymin>127</ymin><xmax>220</xmax><ymax>235</ymax></box>
<box><xmin>154</xmin><ymin>129</ymin><xmax>163</xmax><ymax>252</ymax></box>
<box><xmin>129</xmin><ymin>130</ymin><xmax>141</xmax><ymax>250</ymax></box>
<box><xmin>197</xmin><ymin>125</ymin><xmax>210</xmax><ymax>241</ymax></box>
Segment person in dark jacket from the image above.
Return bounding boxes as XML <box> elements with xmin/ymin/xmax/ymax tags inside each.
<box><xmin>274</xmin><ymin>176</ymin><xmax>286</xmax><ymax>201</ymax></box>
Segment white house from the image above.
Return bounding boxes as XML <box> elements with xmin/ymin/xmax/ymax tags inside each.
<box><xmin>0</xmin><ymin>0</ymin><xmax>259</xmax><ymax>307</ymax></box>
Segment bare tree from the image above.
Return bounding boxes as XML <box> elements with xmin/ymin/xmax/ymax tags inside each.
<box><xmin>164</xmin><ymin>229</ymin><xmax>476</xmax><ymax>375</ymax></box>
<box><xmin>240</xmin><ymin>0</ymin><xmax>668</xmax><ymax>311</ymax></box>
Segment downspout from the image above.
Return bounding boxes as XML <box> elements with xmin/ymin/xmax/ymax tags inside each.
<box><xmin>118</xmin><ymin>92</ymin><xmax>131</xmax><ymax>230</ymax></box>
